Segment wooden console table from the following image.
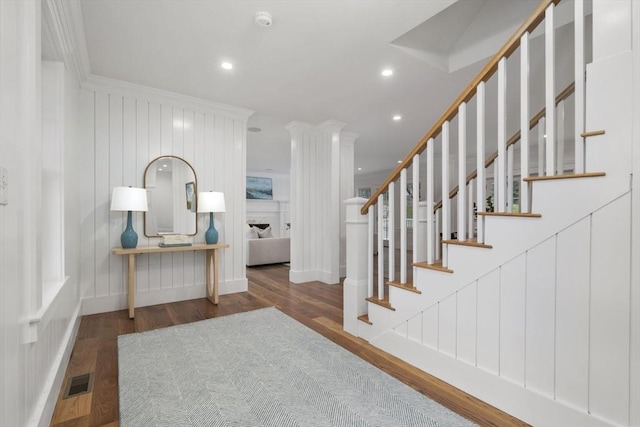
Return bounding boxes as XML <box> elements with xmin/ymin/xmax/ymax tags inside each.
<box><xmin>112</xmin><ymin>243</ymin><xmax>229</xmax><ymax>318</ymax></box>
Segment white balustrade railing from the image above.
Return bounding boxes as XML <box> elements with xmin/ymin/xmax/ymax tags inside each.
<box><xmin>351</xmin><ymin>0</ymin><xmax>589</xmax><ymax>311</ymax></box>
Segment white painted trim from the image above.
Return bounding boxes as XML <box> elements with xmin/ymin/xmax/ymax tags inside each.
<box><xmin>81</xmin><ymin>279</ymin><xmax>247</xmax><ymax>315</ymax></box>
<box><xmin>30</xmin><ymin>301</ymin><xmax>81</xmax><ymax>427</ymax></box>
<box><xmin>82</xmin><ymin>74</ymin><xmax>254</xmax><ymax>120</ymax></box>
<box><xmin>375</xmin><ymin>332</ymin><xmax>611</xmax><ymax>427</ymax></box>
<box><xmin>630</xmin><ymin>2</ymin><xmax>640</xmax><ymax>423</ymax></box>
<box><xmin>25</xmin><ymin>276</ymin><xmax>70</xmax><ymax>343</ymax></box>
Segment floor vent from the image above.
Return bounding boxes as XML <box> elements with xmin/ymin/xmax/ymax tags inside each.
<box><xmin>63</xmin><ymin>373</ymin><xmax>93</xmax><ymax>399</ymax></box>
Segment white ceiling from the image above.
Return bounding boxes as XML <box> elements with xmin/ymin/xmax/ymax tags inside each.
<box><xmin>76</xmin><ymin>0</ymin><xmax>541</xmax><ymax>175</ymax></box>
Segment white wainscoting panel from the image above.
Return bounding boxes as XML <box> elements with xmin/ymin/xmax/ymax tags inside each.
<box><xmin>555</xmin><ymin>216</ymin><xmax>590</xmax><ymax>410</ymax></box>
<box><xmin>525</xmin><ymin>237</ymin><xmax>556</xmax><ymax>396</ymax></box>
<box><xmin>589</xmin><ymin>194</ymin><xmax>631</xmax><ymax>425</ymax></box>
<box><xmin>499</xmin><ymin>254</ymin><xmax>526</xmax><ymax>385</ymax></box>
<box><xmin>438</xmin><ymin>294</ymin><xmax>457</xmax><ymax>357</ymax></box>
<box><xmin>456</xmin><ymin>282</ymin><xmax>477</xmax><ymax>365</ymax></box>
<box><xmin>477</xmin><ymin>269</ymin><xmax>500</xmax><ymax>375</ymax></box>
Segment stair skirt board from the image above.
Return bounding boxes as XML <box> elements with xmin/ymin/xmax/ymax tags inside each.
<box><xmin>374</xmin><ymin>332</ymin><xmax>608</xmax><ymax>427</ymax></box>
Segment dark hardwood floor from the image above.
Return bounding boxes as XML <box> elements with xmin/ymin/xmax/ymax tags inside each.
<box><xmin>51</xmin><ymin>263</ymin><xmax>526</xmax><ymax>426</ymax></box>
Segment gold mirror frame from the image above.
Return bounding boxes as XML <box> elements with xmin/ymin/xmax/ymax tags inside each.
<box><xmin>143</xmin><ymin>155</ymin><xmax>197</xmax><ymax>237</ymax></box>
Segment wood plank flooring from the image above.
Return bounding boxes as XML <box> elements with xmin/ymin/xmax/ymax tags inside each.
<box><xmin>51</xmin><ymin>264</ymin><xmax>527</xmax><ymax>426</ymax></box>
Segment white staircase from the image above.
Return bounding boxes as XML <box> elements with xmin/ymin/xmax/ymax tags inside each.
<box><xmin>344</xmin><ymin>1</ymin><xmax>639</xmax><ymax>426</ymax></box>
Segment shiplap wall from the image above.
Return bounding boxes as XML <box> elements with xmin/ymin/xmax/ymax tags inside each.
<box><xmin>79</xmin><ymin>77</ymin><xmax>253</xmax><ymax>314</ymax></box>
<box><xmin>1</xmin><ymin>2</ymin><xmax>84</xmax><ymax>425</ymax></box>
<box><xmin>395</xmin><ymin>193</ymin><xmax>632</xmax><ymax>425</ymax></box>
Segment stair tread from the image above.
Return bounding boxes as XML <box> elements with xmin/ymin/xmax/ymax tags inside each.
<box><xmin>365</xmin><ymin>296</ymin><xmax>396</xmax><ymax>311</ymax></box>
<box><xmin>441</xmin><ymin>238</ymin><xmax>493</xmax><ymax>249</ymax></box>
<box><xmin>477</xmin><ymin>211</ymin><xmax>542</xmax><ymax>218</ymax></box>
<box><xmin>357</xmin><ymin>314</ymin><xmax>372</xmax><ymax>325</ymax></box>
<box><xmin>413</xmin><ymin>260</ymin><xmax>454</xmax><ymax>274</ymax></box>
<box><xmin>523</xmin><ymin>172</ymin><xmax>605</xmax><ymax>182</ymax></box>
<box><xmin>387</xmin><ymin>280</ymin><xmax>422</xmax><ymax>294</ymax></box>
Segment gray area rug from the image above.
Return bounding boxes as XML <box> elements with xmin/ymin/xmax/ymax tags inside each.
<box><xmin>118</xmin><ymin>307</ymin><xmax>475</xmax><ymax>426</ymax></box>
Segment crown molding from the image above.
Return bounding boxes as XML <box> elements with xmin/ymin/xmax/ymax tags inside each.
<box><xmin>82</xmin><ymin>74</ymin><xmax>255</xmax><ymax>120</ymax></box>
<box><xmin>43</xmin><ymin>0</ymin><xmax>91</xmax><ymax>84</ymax></box>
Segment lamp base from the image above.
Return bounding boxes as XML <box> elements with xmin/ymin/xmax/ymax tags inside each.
<box><xmin>205</xmin><ymin>212</ymin><xmax>219</xmax><ymax>244</ymax></box>
<box><xmin>121</xmin><ymin>211</ymin><xmax>138</xmax><ymax>248</ymax></box>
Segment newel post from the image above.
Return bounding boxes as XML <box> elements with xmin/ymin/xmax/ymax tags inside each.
<box><xmin>343</xmin><ymin>197</ymin><xmax>369</xmax><ymax>336</ymax></box>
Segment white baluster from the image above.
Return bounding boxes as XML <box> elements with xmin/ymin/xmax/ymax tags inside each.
<box><xmin>574</xmin><ymin>0</ymin><xmax>585</xmax><ymax>174</ymax></box>
<box><xmin>400</xmin><ymin>168</ymin><xmax>407</xmax><ymax>283</ymax></box>
<box><xmin>507</xmin><ymin>145</ymin><xmax>514</xmax><ymax>212</ymax></box>
<box><xmin>538</xmin><ymin>117</ymin><xmax>546</xmax><ymax>177</ymax></box>
<box><xmin>497</xmin><ymin>57</ymin><xmax>507</xmax><ymax>212</ymax></box>
<box><xmin>476</xmin><ymin>82</ymin><xmax>486</xmax><ymax>242</ymax></box>
<box><xmin>468</xmin><ymin>178</ymin><xmax>475</xmax><ymax>238</ymax></box>
<box><xmin>557</xmin><ymin>99</ymin><xmax>565</xmax><ymax>174</ymax></box>
<box><xmin>367</xmin><ymin>209</ymin><xmax>374</xmax><ymax>298</ymax></box>
<box><xmin>388</xmin><ymin>182</ymin><xmax>395</xmax><ymax>283</ymax></box>
<box><xmin>545</xmin><ymin>3</ymin><xmax>556</xmax><ymax>176</ymax></box>
<box><xmin>458</xmin><ymin>102</ymin><xmax>467</xmax><ymax>241</ymax></box>
<box><xmin>412</xmin><ymin>154</ymin><xmax>420</xmax><ymax>264</ymax></box>
<box><xmin>435</xmin><ymin>207</ymin><xmax>441</xmax><ymax>261</ymax></box>
<box><xmin>377</xmin><ymin>194</ymin><xmax>384</xmax><ymax>300</ymax></box>
<box><xmin>442</xmin><ymin>121</ymin><xmax>450</xmax><ymax>266</ymax></box>
<box><xmin>520</xmin><ymin>32</ymin><xmax>530</xmax><ymax>213</ymax></box>
<box><xmin>426</xmin><ymin>139</ymin><xmax>435</xmax><ymax>264</ymax></box>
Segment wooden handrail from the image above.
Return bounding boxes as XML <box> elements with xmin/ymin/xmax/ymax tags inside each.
<box><xmin>361</xmin><ymin>0</ymin><xmax>561</xmax><ymax>215</ymax></box>
<box><xmin>432</xmin><ymin>81</ymin><xmax>575</xmax><ymax>212</ymax></box>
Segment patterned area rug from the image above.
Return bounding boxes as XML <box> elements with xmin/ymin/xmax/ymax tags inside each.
<box><xmin>118</xmin><ymin>307</ymin><xmax>475</xmax><ymax>426</ymax></box>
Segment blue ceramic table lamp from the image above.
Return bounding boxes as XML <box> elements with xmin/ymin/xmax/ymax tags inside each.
<box><xmin>110</xmin><ymin>186</ymin><xmax>148</xmax><ymax>249</ymax></box>
<box><xmin>197</xmin><ymin>191</ymin><xmax>226</xmax><ymax>244</ymax></box>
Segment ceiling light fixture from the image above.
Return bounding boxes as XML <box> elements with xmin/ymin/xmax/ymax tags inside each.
<box><xmin>382</xmin><ymin>69</ymin><xmax>393</xmax><ymax>77</ymax></box>
<box><xmin>221</xmin><ymin>62</ymin><xmax>233</xmax><ymax>70</ymax></box>
<box><xmin>397</xmin><ymin>160</ymin><xmax>402</xmax><ymax>164</ymax></box>
<box><xmin>393</xmin><ymin>115</ymin><xmax>402</xmax><ymax>121</ymax></box>
<box><xmin>247</xmin><ymin>127</ymin><xmax>262</xmax><ymax>132</ymax></box>
<box><xmin>357</xmin><ymin>167</ymin><xmax>362</xmax><ymax>171</ymax></box>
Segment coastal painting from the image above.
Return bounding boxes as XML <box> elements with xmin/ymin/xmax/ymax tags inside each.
<box><xmin>246</xmin><ymin>176</ymin><xmax>273</xmax><ymax>200</ymax></box>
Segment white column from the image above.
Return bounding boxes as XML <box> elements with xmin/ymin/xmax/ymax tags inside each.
<box><xmin>343</xmin><ymin>197</ymin><xmax>370</xmax><ymax>336</ymax></box>
<box><xmin>339</xmin><ymin>131</ymin><xmax>359</xmax><ymax>278</ymax></box>
<box><xmin>286</xmin><ymin>120</ymin><xmax>346</xmax><ymax>285</ymax></box>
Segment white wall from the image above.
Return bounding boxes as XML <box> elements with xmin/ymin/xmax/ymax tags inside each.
<box><xmin>78</xmin><ymin>76</ymin><xmax>253</xmax><ymax>315</ymax></box>
<box><xmin>0</xmin><ymin>2</ymin><xmax>84</xmax><ymax>426</ymax></box>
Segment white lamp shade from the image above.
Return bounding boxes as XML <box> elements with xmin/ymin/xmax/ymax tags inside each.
<box><xmin>197</xmin><ymin>191</ymin><xmax>226</xmax><ymax>213</ymax></box>
<box><xmin>110</xmin><ymin>187</ymin><xmax>148</xmax><ymax>212</ymax></box>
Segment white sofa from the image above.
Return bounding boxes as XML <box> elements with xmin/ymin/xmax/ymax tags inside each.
<box><xmin>245</xmin><ymin>223</ymin><xmax>290</xmax><ymax>266</ymax></box>
<box><xmin>246</xmin><ymin>237</ymin><xmax>290</xmax><ymax>266</ymax></box>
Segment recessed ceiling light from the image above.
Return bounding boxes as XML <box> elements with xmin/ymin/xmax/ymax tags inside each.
<box><xmin>382</xmin><ymin>69</ymin><xmax>393</xmax><ymax>77</ymax></box>
<box><xmin>221</xmin><ymin>62</ymin><xmax>233</xmax><ymax>70</ymax></box>
<box><xmin>248</xmin><ymin>127</ymin><xmax>262</xmax><ymax>132</ymax></box>
<box><xmin>397</xmin><ymin>160</ymin><xmax>402</xmax><ymax>164</ymax></box>
<box><xmin>358</xmin><ymin>167</ymin><xmax>362</xmax><ymax>171</ymax></box>
<box><xmin>393</xmin><ymin>115</ymin><xmax>402</xmax><ymax>121</ymax></box>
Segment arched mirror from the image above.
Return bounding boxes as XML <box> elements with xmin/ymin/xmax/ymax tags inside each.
<box><xmin>144</xmin><ymin>155</ymin><xmax>197</xmax><ymax>237</ymax></box>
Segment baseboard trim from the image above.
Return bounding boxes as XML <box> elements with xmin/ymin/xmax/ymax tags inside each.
<box><xmin>31</xmin><ymin>301</ymin><xmax>81</xmax><ymax>427</ymax></box>
<box><xmin>82</xmin><ymin>279</ymin><xmax>248</xmax><ymax>315</ymax></box>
